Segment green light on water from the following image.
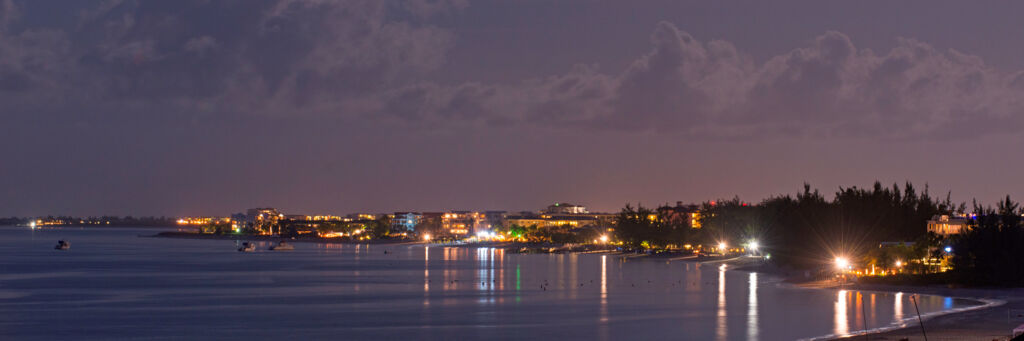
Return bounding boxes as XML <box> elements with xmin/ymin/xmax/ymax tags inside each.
<box><xmin>516</xmin><ymin>264</ymin><xmax>521</xmax><ymax>291</ymax></box>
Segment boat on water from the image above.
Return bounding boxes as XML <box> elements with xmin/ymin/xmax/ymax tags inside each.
<box><xmin>238</xmin><ymin>242</ymin><xmax>256</xmax><ymax>252</ymax></box>
<box><xmin>269</xmin><ymin>241</ymin><xmax>294</xmax><ymax>251</ymax></box>
<box><xmin>54</xmin><ymin>240</ymin><xmax>70</xmax><ymax>250</ymax></box>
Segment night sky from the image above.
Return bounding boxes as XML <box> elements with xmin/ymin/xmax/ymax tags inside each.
<box><xmin>3</xmin><ymin>1</ymin><xmax>1023</xmax><ymax>216</ymax></box>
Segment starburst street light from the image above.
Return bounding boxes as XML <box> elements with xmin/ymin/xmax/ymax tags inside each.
<box><xmin>423</xmin><ymin>234</ymin><xmax>432</xmax><ymax>242</ymax></box>
<box><xmin>599</xmin><ymin>235</ymin><xmax>609</xmax><ymax>243</ymax></box>
<box><xmin>835</xmin><ymin>256</ymin><xmax>850</xmax><ymax>270</ymax></box>
<box><xmin>747</xmin><ymin>240</ymin><xmax>759</xmax><ymax>252</ymax></box>
<box><xmin>718</xmin><ymin>242</ymin><xmax>727</xmax><ymax>251</ymax></box>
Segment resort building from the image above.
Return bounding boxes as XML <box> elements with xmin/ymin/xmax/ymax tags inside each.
<box><xmin>391</xmin><ymin>212</ymin><xmax>422</xmax><ymax>233</ymax></box>
<box><xmin>505</xmin><ymin>210</ymin><xmax>612</xmax><ymax>231</ymax></box>
<box><xmin>657</xmin><ymin>201</ymin><xmax>702</xmax><ymax>228</ymax></box>
<box><xmin>442</xmin><ymin>211</ymin><xmax>478</xmax><ymax>237</ymax></box>
<box><xmin>543</xmin><ymin>203</ymin><xmax>588</xmax><ymax>215</ymax></box>
<box><xmin>927</xmin><ymin>215</ymin><xmax>970</xmax><ymax>236</ymax></box>
<box><xmin>246</xmin><ymin>208</ymin><xmax>282</xmax><ymax>234</ymax></box>
<box><xmin>476</xmin><ymin>211</ymin><xmax>507</xmax><ymax>232</ymax></box>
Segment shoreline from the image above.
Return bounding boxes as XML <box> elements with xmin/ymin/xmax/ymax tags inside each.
<box><xmin>826</xmin><ymin>283</ymin><xmax>1019</xmax><ymax>341</ymax></box>
<box><xmin>682</xmin><ymin>256</ymin><xmax>1019</xmax><ymax>340</ymax></box>
<box><xmin>151</xmin><ymin>232</ymin><xmax>1022</xmax><ymax>339</ymax></box>
<box><xmin>150</xmin><ymin>231</ymin><xmax>422</xmax><ymax>245</ymax></box>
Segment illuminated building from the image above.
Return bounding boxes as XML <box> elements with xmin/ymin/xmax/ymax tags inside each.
<box><xmin>477</xmin><ymin>211</ymin><xmax>507</xmax><ymax>232</ymax></box>
<box><xmin>176</xmin><ymin>217</ymin><xmax>232</xmax><ymax>225</ymax></box>
<box><xmin>927</xmin><ymin>215</ymin><xmax>969</xmax><ymax>236</ymax></box>
<box><xmin>505</xmin><ymin>212</ymin><xmax>605</xmax><ymax>230</ymax></box>
<box><xmin>283</xmin><ymin>215</ymin><xmax>344</xmax><ymax>221</ymax></box>
<box><xmin>657</xmin><ymin>201</ymin><xmax>702</xmax><ymax>228</ymax></box>
<box><xmin>246</xmin><ymin>208</ymin><xmax>283</xmax><ymax>234</ymax></box>
<box><xmin>391</xmin><ymin>212</ymin><xmax>422</xmax><ymax>233</ymax></box>
<box><xmin>346</xmin><ymin>213</ymin><xmax>378</xmax><ymax>220</ymax></box>
<box><xmin>442</xmin><ymin>211</ymin><xmax>478</xmax><ymax>236</ymax></box>
<box><xmin>543</xmin><ymin>203</ymin><xmax>588</xmax><ymax>214</ymax></box>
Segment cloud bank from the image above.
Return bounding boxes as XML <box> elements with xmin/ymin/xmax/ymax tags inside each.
<box><xmin>2</xmin><ymin>1</ymin><xmax>1023</xmax><ymax>139</ymax></box>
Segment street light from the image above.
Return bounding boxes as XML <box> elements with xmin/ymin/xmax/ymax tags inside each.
<box><xmin>423</xmin><ymin>234</ymin><xmax>432</xmax><ymax>242</ymax></box>
<box><xmin>748</xmin><ymin>240</ymin><xmax>759</xmax><ymax>252</ymax></box>
<box><xmin>718</xmin><ymin>242</ymin><xmax>727</xmax><ymax>251</ymax></box>
<box><xmin>599</xmin><ymin>235</ymin><xmax>609</xmax><ymax>244</ymax></box>
<box><xmin>835</xmin><ymin>256</ymin><xmax>850</xmax><ymax>270</ymax></box>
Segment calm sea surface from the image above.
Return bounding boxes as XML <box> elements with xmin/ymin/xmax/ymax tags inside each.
<box><xmin>0</xmin><ymin>227</ymin><xmax>980</xmax><ymax>340</ymax></box>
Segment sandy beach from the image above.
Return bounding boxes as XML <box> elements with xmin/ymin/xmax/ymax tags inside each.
<box><xmin>705</xmin><ymin>256</ymin><xmax>1024</xmax><ymax>340</ymax></box>
<box><xmin>833</xmin><ymin>284</ymin><xmax>1024</xmax><ymax>341</ymax></box>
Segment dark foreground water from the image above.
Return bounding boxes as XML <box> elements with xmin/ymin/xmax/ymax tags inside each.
<box><xmin>0</xmin><ymin>227</ymin><xmax>981</xmax><ymax>340</ymax></box>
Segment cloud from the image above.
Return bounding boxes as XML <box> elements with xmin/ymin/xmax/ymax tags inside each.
<box><xmin>402</xmin><ymin>22</ymin><xmax>1024</xmax><ymax>139</ymax></box>
<box><xmin>183</xmin><ymin>35</ymin><xmax>217</xmax><ymax>56</ymax></box>
<box><xmin>2</xmin><ymin>0</ymin><xmax>459</xmax><ymax>111</ymax></box>
<box><xmin>1</xmin><ymin>2</ymin><xmax>1022</xmax><ymax>140</ymax></box>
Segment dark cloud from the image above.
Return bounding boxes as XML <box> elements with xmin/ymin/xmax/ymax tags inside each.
<box><xmin>404</xmin><ymin>22</ymin><xmax>1024</xmax><ymax>139</ymax></box>
<box><xmin>2</xmin><ymin>1</ymin><xmax>1024</xmax><ymax>216</ymax></box>
<box><xmin>2</xmin><ymin>0</ymin><xmax>458</xmax><ymax>115</ymax></box>
<box><xmin>3</xmin><ymin>2</ymin><xmax>1022</xmax><ymax>140</ymax></box>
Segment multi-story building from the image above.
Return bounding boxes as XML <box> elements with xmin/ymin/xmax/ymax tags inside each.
<box><xmin>927</xmin><ymin>215</ymin><xmax>970</xmax><ymax>236</ymax></box>
<box><xmin>346</xmin><ymin>213</ymin><xmax>378</xmax><ymax>221</ymax></box>
<box><xmin>419</xmin><ymin>212</ymin><xmax>443</xmax><ymax>236</ymax></box>
<box><xmin>506</xmin><ymin>203</ymin><xmax>612</xmax><ymax>231</ymax></box>
<box><xmin>442</xmin><ymin>211</ymin><xmax>478</xmax><ymax>237</ymax></box>
<box><xmin>246</xmin><ymin>208</ymin><xmax>282</xmax><ymax>234</ymax></box>
<box><xmin>476</xmin><ymin>211</ymin><xmax>507</xmax><ymax>232</ymax></box>
<box><xmin>176</xmin><ymin>217</ymin><xmax>232</xmax><ymax>226</ymax></box>
<box><xmin>543</xmin><ymin>203</ymin><xmax>588</xmax><ymax>215</ymax></box>
<box><xmin>658</xmin><ymin>201</ymin><xmax>702</xmax><ymax>228</ymax></box>
<box><xmin>391</xmin><ymin>212</ymin><xmax>422</xmax><ymax>233</ymax></box>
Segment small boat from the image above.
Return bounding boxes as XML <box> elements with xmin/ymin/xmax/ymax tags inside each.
<box><xmin>269</xmin><ymin>241</ymin><xmax>294</xmax><ymax>251</ymax></box>
<box><xmin>55</xmin><ymin>240</ymin><xmax>70</xmax><ymax>250</ymax></box>
<box><xmin>238</xmin><ymin>242</ymin><xmax>256</xmax><ymax>252</ymax></box>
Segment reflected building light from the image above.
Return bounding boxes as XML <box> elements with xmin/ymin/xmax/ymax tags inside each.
<box><xmin>424</xmin><ymin>246</ymin><xmax>430</xmax><ymax>306</ymax></box>
<box><xmin>894</xmin><ymin>292</ymin><xmax>903</xmax><ymax>323</ymax></box>
<box><xmin>748</xmin><ymin>272</ymin><xmax>758</xmax><ymax>341</ymax></box>
<box><xmin>600</xmin><ymin>255</ymin><xmax>608</xmax><ymax>323</ymax></box>
<box><xmin>835</xmin><ymin>290</ymin><xmax>849</xmax><ymax>336</ymax></box>
<box><xmin>870</xmin><ymin>293</ymin><xmax>877</xmax><ymax>328</ymax></box>
<box><xmin>569</xmin><ymin>253</ymin><xmax>578</xmax><ymax>299</ymax></box>
<box><xmin>477</xmin><ymin>248</ymin><xmax>494</xmax><ymax>304</ymax></box>
<box><xmin>717</xmin><ymin>264</ymin><xmax>727</xmax><ymax>341</ymax></box>
<box><xmin>516</xmin><ymin>264</ymin><xmax>521</xmax><ymax>292</ymax></box>
<box><xmin>497</xmin><ymin>249</ymin><xmax>505</xmax><ymax>292</ymax></box>
<box><xmin>855</xmin><ymin>292</ymin><xmax>864</xmax><ymax>333</ymax></box>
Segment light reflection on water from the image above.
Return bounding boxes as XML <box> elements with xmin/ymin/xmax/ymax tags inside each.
<box><xmin>836</xmin><ymin>290</ymin><xmax>849</xmax><ymax>336</ymax></box>
<box><xmin>748</xmin><ymin>272</ymin><xmax>758</xmax><ymax>340</ymax></box>
<box><xmin>0</xmin><ymin>227</ymin><xmax>982</xmax><ymax>340</ymax></box>
<box><xmin>717</xmin><ymin>264</ymin><xmax>727</xmax><ymax>341</ymax></box>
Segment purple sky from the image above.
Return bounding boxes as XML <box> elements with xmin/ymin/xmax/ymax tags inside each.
<box><xmin>2</xmin><ymin>0</ymin><xmax>1023</xmax><ymax>216</ymax></box>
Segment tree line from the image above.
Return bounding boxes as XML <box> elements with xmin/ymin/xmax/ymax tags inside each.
<box><xmin>615</xmin><ymin>182</ymin><xmax>1024</xmax><ymax>283</ymax></box>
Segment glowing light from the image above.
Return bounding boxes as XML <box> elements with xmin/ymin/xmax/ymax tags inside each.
<box><xmin>718</xmin><ymin>242</ymin><xmax>727</xmax><ymax>251</ymax></box>
<box><xmin>895</xmin><ymin>260</ymin><xmax>903</xmax><ymax>267</ymax></box>
<box><xmin>835</xmin><ymin>257</ymin><xmax>850</xmax><ymax>270</ymax></box>
<box><xmin>599</xmin><ymin>235</ymin><xmax>609</xmax><ymax>243</ymax></box>
<box><xmin>423</xmin><ymin>234</ymin><xmax>432</xmax><ymax>242</ymax></box>
<box><xmin>748</xmin><ymin>241</ymin><xmax>759</xmax><ymax>252</ymax></box>
<box><xmin>29</xmin><ymin>221</ymin><xmax>36</xmax><ymax>229</ymax></box>
<box><xmin>944</xmin><ymin>246</ymin><xmax>952</xmax><ymax>253</ymax></box>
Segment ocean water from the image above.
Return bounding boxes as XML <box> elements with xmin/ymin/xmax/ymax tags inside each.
<box><xmin>0</xmin><ymin>227</ymin><xmax>981</xmax><ymax>340</ymax></box>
